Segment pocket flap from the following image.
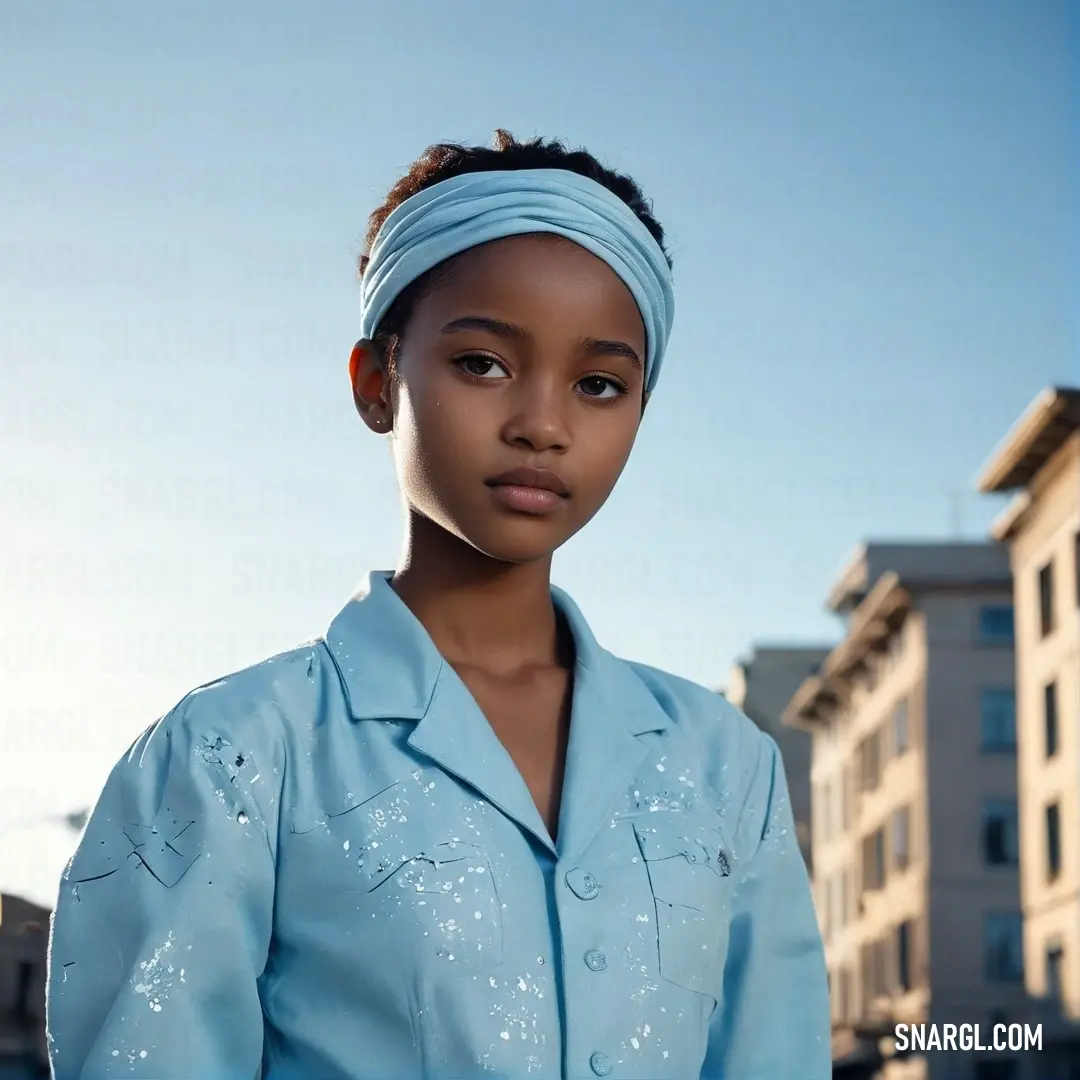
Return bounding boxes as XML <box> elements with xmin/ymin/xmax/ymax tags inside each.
<box><xmin>360</xmin><ymin>836</ymin><xmax>484</xmax><ymax>892</ymax></box>
<box><xmin>634</xmin><ymin>817</ymin><xmax>731</xmax><ymax>877</ymax></box>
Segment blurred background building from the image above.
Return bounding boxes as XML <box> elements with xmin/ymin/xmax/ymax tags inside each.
<box><xmin>726</xmin><ymin>645</ymin><xmax>832</xmax><ymax>869</ymax></box>
<box><xmin>0</xmin><ymin>893</ymin><xmax>49</xmax><ymax>1080</ymax></box>
<box><xmin>745</xmin><ymin>386</ymin><xmax>1080</xmax><ymax>1079</ymax></box>
<box><xmin>784</xmin><ymin>541</ymin><xmax>1024</xmax><ymax>1080</ymax></box>
<box><xmin>977</xmin><ymin>387</ymin><xmax>1080</xmax><ymax>1077</ymax></box>
<box><xmin>0</xmin><ymin>812</ymin><xmax>85</xmax><ymax>1079</ymax></box>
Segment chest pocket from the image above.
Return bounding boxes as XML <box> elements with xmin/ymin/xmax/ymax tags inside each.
<box><xmin>353</xmin><ymin>824</ymin><xmax>504</xmax><ymax>975</ymax></box>
<box><xmin>290</xmin><ymin>779</ymin><xmax>506</xmax><ymax>979</ymax></box>
<box><xmin>634</xmin><ymin>815</ymin><xmax>734</xmax><ymax>1002</ymax></box>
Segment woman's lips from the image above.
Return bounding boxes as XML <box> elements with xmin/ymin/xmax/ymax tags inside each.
<box><xmin>487</xmin><ymin>484</ymin><xmax>568</xmax><ymax>515</ymax></box>
<box><xmin>485</xmin><ymin>466</ymin><xmax>571</xmax><ymax>516</ymax></box>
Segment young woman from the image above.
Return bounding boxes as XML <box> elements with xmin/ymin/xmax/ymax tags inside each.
<box><xmin>47</xmin><ymin>131</ymin><xmax>829</xmax><ymax>1080</ymax></box>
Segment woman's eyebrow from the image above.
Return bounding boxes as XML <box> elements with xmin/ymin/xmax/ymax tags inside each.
<box><xmin>440</xmin><ymin>315</ymin><xmax>529</xmax><ymax>340</ymax></box>
<box><xmin>581</xmin><ymin>337</ymin><xmax>642</xmax><ymax>369</ymax></box>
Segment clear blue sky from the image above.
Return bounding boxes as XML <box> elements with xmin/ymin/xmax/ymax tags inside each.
<box><xmin>1</xmin><ymin>1</ymin><xmax>1076</xmax><ymax>900</ymax></box>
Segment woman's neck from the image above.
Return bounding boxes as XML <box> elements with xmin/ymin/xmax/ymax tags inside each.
<box><xmin>391</xmin><ymin>512</ymin><xmax>566</xmax><ymax>675</ymax></box>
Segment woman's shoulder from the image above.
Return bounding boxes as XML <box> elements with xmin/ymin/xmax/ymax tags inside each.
<box><xmin>73</xmin><ymin>642</ymin><xmax>336</xmax><ymax>886</ymax></box>
<box><xmin>622</xmin><ymin>659</ymin><xmax>761</xmax><ymax>729</ymax></box>
<box><xmin>621</xmin><ymin>657</ymin><xmax>779</xmax><ymax>763</ymax></box>
<box><xmin>144</xmin><ymin>639</ymin><xmax>335</xmax><ymax>759</ymax></box>
<box><xmin>619</xmin><ymin>658</ymin><xmax>790</xmax><ymax>858</ymax></box>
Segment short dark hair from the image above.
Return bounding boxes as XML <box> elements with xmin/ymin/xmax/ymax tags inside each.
<box><xmin>358</xmin><ymin>129</ymin><xmax>672</xmax><ymax>373</ymax></box>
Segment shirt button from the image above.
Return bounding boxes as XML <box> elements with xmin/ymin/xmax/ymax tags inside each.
<box><xmin>584</xmin><ymin>948</ymin><xmax>608</xmax><ymax>971</ymax></box>
<box><xmin>565</xmin><ymin>867</ymin><xmax>601</xmax><ymax>900</ymax></box>
<box><xmin>590</xmin><ymin>1051</ymin><xmax>613</xmax><ymax>1076</ymax></box>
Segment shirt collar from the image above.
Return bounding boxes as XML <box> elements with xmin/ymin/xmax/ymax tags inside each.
<box><xmin>323</xmin><ymin>570</ymin><xmax>672</xmax><ymax>737</ymax></box>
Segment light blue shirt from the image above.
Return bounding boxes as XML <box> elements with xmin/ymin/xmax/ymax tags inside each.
<box><xmin>47</xmin><ymin>572</ymin><xmax>829</xmax><ymax>1079</ymax></box>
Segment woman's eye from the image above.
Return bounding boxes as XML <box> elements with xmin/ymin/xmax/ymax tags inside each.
<box><xmin>578</xmin><ymin>375</ymin><xmax>626</xmax><ymax>399</ymax></box>
<box><xmin>457</xmin><ymin>354</ymin><xmax>508</xmax><ymax>379</ymax></box>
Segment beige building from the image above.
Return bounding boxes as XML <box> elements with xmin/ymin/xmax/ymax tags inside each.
<box><xmin>977</xmin><ymin>386</ymin><xmax>1080</xmax><ymax>1070</ymax></box>
<box><xmin>785</xmin><ymin>542</ymin><xmax>1031</xmax><ymax>1080</ymax></box>
<box><xmin>0</xmin><ymin>892</ymin><xmax>49</xmax><ymax>1078</ymax></box>
<box><xmin>726</xmin><ymin>645</ymin><xmax>832</xmax><ymax>869</ymax></box>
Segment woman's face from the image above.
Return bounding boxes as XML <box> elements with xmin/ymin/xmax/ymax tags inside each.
<box><xmin>360</xmin><ymin>234</ymin><xmax>647</xmax><ymax>565</ymax></box>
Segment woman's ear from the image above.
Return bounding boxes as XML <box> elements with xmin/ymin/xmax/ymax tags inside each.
<box><xmin>349</xmin><ymin>339</ymin><xmax>393</xmax><ymax>433</ymax></box>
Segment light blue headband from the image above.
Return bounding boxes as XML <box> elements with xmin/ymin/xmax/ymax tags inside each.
<box><xmin>359</xmin><ymin>168</ymin><xmax>675</xmax><ymax>393</ymax></box>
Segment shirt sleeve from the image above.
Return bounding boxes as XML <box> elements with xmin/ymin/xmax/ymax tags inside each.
<box><xmin>702</xmin><ymin>733</ymin><xmax>831</xmax><ymax>1080</ymax></box>
<box><xmin>46</xmin><ymin>699</ymin><xmax>279</xmax><ymax>1080</ymax></box>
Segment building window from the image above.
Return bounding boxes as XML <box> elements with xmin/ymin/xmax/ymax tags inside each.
<box><xmin>896</xmin><ymin>920</ymin><xmax>913</xmax><ymax>991</ymax></box>
<box><xmin>1044</xmin><ymin>680</ymin><xmax>1059</xmax><ymax>758</ymax></box>
<box><xmin>1045</xmin><ymin>939</ymin><xmax>1064</xmax><ymax>1000</ymax></box>
<box><xmin>983</xmin><ymin>799</ymin><xmax>1019</xmax><ymax>867</ymax></box>
<box><xmin>1039</xmin><ymin>559</ymin><xmax>1055</xmax><ymax>637</ymax></box>
<box><xmin>892</xmin><ymin>698</ymin><xmax>910</xmax><ymax>757</ymax></box>
<box><xmin>1075</xmin><ymin>530</ymin><xmax>1080</xmax><ymax>608</ymax></box>
<box><xmin>859</xmin><ymin>729</ymin><xmax>883</xmax><ymax>792</ymax></box>
<box><xmin>860</xmin><ymin>937</ymin><xmax>890</xmax><ymax>1006</ymax></box>
<box><xmin>14</xmin><ymin>961</ymin><xmax>33</xmax><ymax>1025</ymax></box>
<box><xmin>977</xmin><ymin>604</ymin><xmax>1015</xmax><ymax>645</ymax></box>
<box><xmin>984</xmin><ymin>912</ymin><xmax>1024</xmax><ymax>982</ymax></box>
<box><xmin>837</xmin><ymin>966</ymin><xmax>852</xmax><ymax>1023</ymax></box>
<box><xmin>980</xmin><ymin>688</ymin><xmax>1016</xmax><ymax>752</ymax></box>
<box><xmin>862</xmin><ymin>827</ymin><xmax>886</xmax><ymax>891</ymax></box>
<box><xmin>892</xmin><ymin>806</ymin><xmax>911</xmax><ymax>871</ymax></box>
<box><xmin>1046</xmin><ymin>801</ymin><xmax>1062</xmax><ymax>881</ymax></box>
<box><xmin>840</xmin><ymin>867</ymin><xmax>851</xmax><ymax>927</ymax></box>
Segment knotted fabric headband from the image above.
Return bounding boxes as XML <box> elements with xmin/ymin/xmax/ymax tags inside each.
<box><xmin>359</xmin><ymin>168</ymin><xmax>675</xmax><ymax>394</ymax></box>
